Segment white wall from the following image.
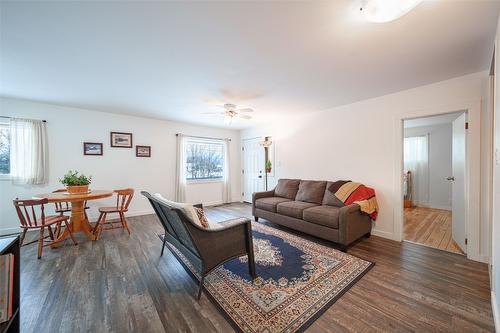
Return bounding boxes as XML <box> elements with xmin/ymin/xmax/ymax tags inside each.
<box><xmin>404</xmin><ymin>123</ymin><xmax>453</xmax><ymax>210</ymax></box>
<box><xmin>490</xmin><ymin>14</ymin><xmax>500</xmax><ymax>332</ymax></box>
<box><xmin>242</xmin><ymin>71</ymin><xmax>490</xmax><ymax>262</ymax></box>
<box><xmin>0</xmin><ymin>97</ymin><xmax>241</xmax><ymax>235</ymax></box>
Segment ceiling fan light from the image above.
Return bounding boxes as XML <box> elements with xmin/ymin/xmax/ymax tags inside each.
<box><xmin>361</xmin><ymin>0</ymin><xmax>422</xmax><ymax>23</ymax></box>
<box><xmin>224</xmin><ymin>114</ymin><xmax>233</xmax><ymax>125</ymax></box>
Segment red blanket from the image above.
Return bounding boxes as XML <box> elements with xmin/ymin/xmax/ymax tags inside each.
<box><xmin>328</xmin><ymin>180</ymin><xmax>378</xmax><ymax>220</ymax></box>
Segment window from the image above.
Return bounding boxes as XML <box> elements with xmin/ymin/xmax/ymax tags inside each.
<box><xmin>185</xmin><ymin>140</ymin><xmax>225</xmax><ymax>181</ymax></box>
<box><xmin>0</xmin><ymin>122</ymin><xmax>10</xmax><ymax>176</ymax></box>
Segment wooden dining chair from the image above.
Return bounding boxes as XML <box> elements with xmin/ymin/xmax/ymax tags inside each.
<box><xmin>93</xmin><ymin>188</ymin><xmax>134</xmax><ymax>239</ymax></box>
<box><xmin>13</xmin><ymin>198</ymin><xmax>77</xmax><ymax>259</ymax></box>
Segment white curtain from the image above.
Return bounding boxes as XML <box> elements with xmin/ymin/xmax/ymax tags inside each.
<box><xmin>404</xmin><ymin>135</ymin><xmax>429</xmax><ymax>206</ymax></box>
<box><xmin>10</xmin><ymin>118</ymin><xmax>48</xmax><ymax>185</ymax></box>
<box><xmin>223</xmin><ymin>139</ymin><xmax>231</xmax><ymax>203</ymax></box>
<box><xmin>175</xmin><ymin>134</ymin><xmax>187</xmax><ymax>202</ymax></box>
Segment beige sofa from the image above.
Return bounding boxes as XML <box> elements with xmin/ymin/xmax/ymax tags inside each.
<box><xmin>252</xmin><ymin>179</ymin><xmax>373</xmax><ymax>251</ymax></box>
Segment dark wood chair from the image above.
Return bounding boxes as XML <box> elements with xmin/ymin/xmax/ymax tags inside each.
<box><xmin>13</xmin><ymin>198</ymin><xmax>77</xmax><ymax>259</ymax></box>
<box><xmin>141</xmin><ymin>191</ymin><xmax>256</xmax><ymax>299</ymax></box>
<box><xmin>93</xmin><ymin>188</ymin><xmax>134</xmax><ymax>239</ymax></box>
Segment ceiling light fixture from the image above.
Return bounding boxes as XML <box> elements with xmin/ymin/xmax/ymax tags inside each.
<box><xmin>360</xmin><ymin>0</ymin><xmax>423</xmax><ymax>23</ymax></box>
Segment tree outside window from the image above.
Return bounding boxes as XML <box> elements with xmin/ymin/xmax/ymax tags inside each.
<box><xmin>185</xmin><ymin>140</ymin><xmax>224</xmax><ymax>180</ymax></box>
<box><xmin>0</xmin><ymin>123</ymin><xmax>10</xmax><ymax>175</ymax></box>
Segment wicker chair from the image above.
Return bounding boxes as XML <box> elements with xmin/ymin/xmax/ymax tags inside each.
<box><xmin>142</xmin><ymin>191</ymin><xmax>256</xmax><ymax>299</ymax></box>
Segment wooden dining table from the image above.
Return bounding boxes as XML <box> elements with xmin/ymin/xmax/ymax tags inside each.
<box><xmin>33</xmin><ymin>190</ymin><xmax>113</xmax><ymax>245</ymax></box>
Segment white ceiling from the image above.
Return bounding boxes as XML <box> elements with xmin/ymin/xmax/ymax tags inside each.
<box><xmin>1</xmin><ymin>1</ymin><xmax>499</xmax><ymax>129</ymax></box>
<box><xmin>404</xmin><ymin>111</ymin><xmax>464</xmax><ymax>128</ymax></box>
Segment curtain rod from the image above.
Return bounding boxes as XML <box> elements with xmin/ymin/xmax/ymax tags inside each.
<box><xmin>0</xmin><ymin>115</ymin><xmax>47</xmax><ymax>123</ymax></box>
<box><xmin>176</xmin><ymin>133</ymin><xmax>231</xmax><ymax>141</ymax></box>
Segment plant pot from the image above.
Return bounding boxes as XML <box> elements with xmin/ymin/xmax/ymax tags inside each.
<box><xmin>266</xmin><ymin>168</ymin><xmax>272</xmax><ymax>173</ymax></box>
<box><xmin>66</xmin><ymin>185</ymin><xmax>89</xmax><ymax>194</ymax></box>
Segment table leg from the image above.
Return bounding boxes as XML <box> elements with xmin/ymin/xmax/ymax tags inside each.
<box><xmin>51</xmin><ymin>201</ymin><xmax>96</xmax><ymax>248</ymax></box>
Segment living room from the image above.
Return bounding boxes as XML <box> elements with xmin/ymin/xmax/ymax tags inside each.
<box><xmin>1</xmin><ymin>1</ymin><xmax>500</xmax><ymax>332</ymax></box>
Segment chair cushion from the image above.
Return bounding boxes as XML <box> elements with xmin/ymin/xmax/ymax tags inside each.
<box><xmin>295</xmin><ymin>180</ymin><xmax>327</xmax><ymax>204</ymax></box>
<box><xmin>274</xmin><ymin>179</ymin><xmax>301</xmax><ymax>199</ymax></box>
<box><xmin>153</xmin><ymin>193</ymin><xmax>203</xmax><ymax>228</ymax></box>
<box><xmin>322</xmin><ymin>181</ymin><xmax>346</xmax><ymax>207</ymax></box>
<box><xmin>255</xmin><ymin>197</ymin><xmax>292</xmax><ymax>213</ymax></box>
<box><xmin>303</xmin><ymin>205</ymin><xmax>340</xmax><ymax>229</ymax></box>
<box><xmin>276</xmin><ymin>201</ymin><xmax>318</xmax><ymax>219</ymax></box>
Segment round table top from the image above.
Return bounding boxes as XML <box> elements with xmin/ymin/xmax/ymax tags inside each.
<box><xmin>33</xmin><ymin>190</ymin><xmax>114</xmax><ymax>203</ymax></box>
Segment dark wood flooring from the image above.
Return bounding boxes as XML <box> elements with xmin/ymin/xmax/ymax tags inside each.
<box><xmin>20</xmin><ymin>203</ymin><xmax>494</xmax><ymax>332</ymax></box>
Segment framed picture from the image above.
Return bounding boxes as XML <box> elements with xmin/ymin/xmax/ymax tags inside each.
<box><xmin>110</xmin><ymin>132</ymin><xmax>133</xmax><ymax>148</ymax></box>
<box><xmin>83</xmin><ymin>142</ymin><xmax>103</xmax><ymax>156</ymax></box>
<box><xmin>136</xmin><ymin>145</ymin><xmax>151</xmax><ymax>157</ymax></box>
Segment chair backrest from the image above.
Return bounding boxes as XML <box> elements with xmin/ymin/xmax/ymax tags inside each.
<box><xmin>13</xmin><ymin>198</ymin><xmax>49</xmax><ymax>228</ymax></box>
<box><xmin>114</xmin><ymin>188</ymin><xmax>134</xmax><ymax>211</ymax></box>
<box><xmin>141</xmin><ymin>191</ymin><xmax>200</xmax><ymax>257</ymax></box>
<box><xmin>52</xmin><ymin>188</ymin><xmax>70</xmax><ymax>211</ymax></box>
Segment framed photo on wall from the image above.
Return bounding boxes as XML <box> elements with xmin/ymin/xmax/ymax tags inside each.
<box><xmin>83</xmin><ymin>142</ymin><xmax>103</xmax><ymax>156</ymax></box>
<box><xmin>136</xmin><ymin>145</ymin><xmax>151</xmax><ymax>157</ymax></box>
<box><xmin>110</xmin><ymin>132</ymin><xmax>133</xmax><ymax>148</ymax></box>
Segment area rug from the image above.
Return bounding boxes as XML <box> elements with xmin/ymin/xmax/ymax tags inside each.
<box><xmin>160</xmin><ymin>223</ymin><xmax>374</xmax><ymax>333</ymax></box>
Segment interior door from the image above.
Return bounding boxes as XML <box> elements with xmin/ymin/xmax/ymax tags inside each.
<box><xmin>242</xmin><ymin>138</ymin><xmax>264</xmax><ymax>203</ymax></box>
<box><xmin>452</xmin><ymin>113</ymin><xmax>467</xmax><ymax>253</ymax></box>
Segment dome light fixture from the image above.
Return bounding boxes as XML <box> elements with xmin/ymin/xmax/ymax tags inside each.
<box><xmin>360</xmin><ymin>0</ymin><xmax>423</xmax><ymax>23</ymax></box>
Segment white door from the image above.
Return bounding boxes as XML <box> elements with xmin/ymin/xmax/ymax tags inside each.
<box><xmin>451</xmin><ymin>113</ymin><xmax>467</xmax><ymax>253</ymax></box>
<box><xmin>242</xmin><ymin>138</ymin><xmax>264</xmax><ymax>203</ymax></box>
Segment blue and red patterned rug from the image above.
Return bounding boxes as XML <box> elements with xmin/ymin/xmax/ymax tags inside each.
<box><xmin>161</xmin><ymin>223</ymin><xmax>373</xmax><ymax>333</ymax></box>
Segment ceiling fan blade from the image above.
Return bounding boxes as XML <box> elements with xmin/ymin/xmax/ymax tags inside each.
<box><xmin>237</xmin><ymin>114</ymin><xmax>252</xmax><ymax>119</ymax></box>
<box><xmin>236</xmin><ymin>108</ymin><xmax>254</xmax><ymax>113</ymax></box>
<box><xmin>202</xmin><ymin>111</ymin><xmax>224</xmax><ymax>115</ymax></box>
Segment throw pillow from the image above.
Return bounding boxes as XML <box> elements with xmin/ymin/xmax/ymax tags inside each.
<box><xmin>194</xmin><ymin>207</ymin><xmax>210</xmax><ymax>228</ymax></box>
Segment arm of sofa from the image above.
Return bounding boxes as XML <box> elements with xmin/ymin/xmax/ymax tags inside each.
<box><xmin>338</xmin><ymin>204</ymin><xmax>373</xmax><ymax>246</ymax></box>
<box><xmin>252</xmin><ymin>190</ymin><xmax>275</xmax><ymax>215</ymax></box>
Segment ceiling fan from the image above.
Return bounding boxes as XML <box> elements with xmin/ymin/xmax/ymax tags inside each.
<box><xmin>203</xmin><ymin>103</ymin><xmax>254</xmax><ymax>125</ymax></box>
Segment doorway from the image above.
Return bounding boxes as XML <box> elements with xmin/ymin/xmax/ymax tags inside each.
<box><xmin>242</xmin><ymin>137</ymin><xmax>264</xmax><ymax>203</ymax></box>
<box><xmin>402</xmin><ymin>111</ymin><xmax>467</xmax><ymax>255</ymax></box>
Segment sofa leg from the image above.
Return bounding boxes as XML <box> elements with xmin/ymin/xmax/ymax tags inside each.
<box><xmin>365</xmin><ymin>232</ymin><xmax>371</xmax><ymax>238</ymax></box>
<box><xmin>254</xmin><ymin>216</ymin><xmax>259</xmax><ymax>222</ymax></box>
<box><xmin>338</xmin><ymin>244</ymin><xmax>348</xmax><ymax>253</ymax></box>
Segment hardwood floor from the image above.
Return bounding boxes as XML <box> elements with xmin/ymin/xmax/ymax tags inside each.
<box><xmin>19</xmin><ymin>203</ymin><xmax>493</xmax><ymax>332</ymax></box>
<box><xmin>404</xmin><ymin>207</ymin><xmax>464</xmax><ymax>254</ymax></box>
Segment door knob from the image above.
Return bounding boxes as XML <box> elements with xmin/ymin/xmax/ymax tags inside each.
<box><xmin>446</xmin><ymin>176</ymin><xmax>455</xmax><ymax>181</ymax></box>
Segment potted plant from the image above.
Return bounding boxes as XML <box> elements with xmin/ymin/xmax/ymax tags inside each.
<box><xmin>60</xmin><ymin>170</ymin><xmax>92</xmax><ymax>194</ymax></box>
<box><xmin>265</xmin><ymin>160</ymin><xmax>272</xmax><ymax>173</ymax></box>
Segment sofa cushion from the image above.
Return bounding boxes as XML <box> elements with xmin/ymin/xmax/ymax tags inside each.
<box><xmin>274</xmin><ymin>179</ymin><xmax>301</xmax><ymax>199</ymax></box>
<box><xmin>295</xmin><ymin>180</ymin><xmax>327</xmax><ymax>204</ymax></box>
<box><xmin>303</xmin><ymin>205</ymin><xmax>340</xmax><ymax>229</ymax></box>
<box><xmin>277</xmin><ymin>201</ymin><xmax>318</xmax><ymax>219</ymax></box>
<box><xmin>255</xmin><ymin>197</ymin><xmax>292</xmax><ymax>213</ymax></box>
<box><xmin>322</xmin><ymin>182</ymin><xmax>345</xmax><ymax>207</ymax></box>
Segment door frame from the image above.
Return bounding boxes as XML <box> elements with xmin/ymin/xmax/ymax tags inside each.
<box><xmin>393</xmin><ymin>100</ymin><xmax>485</xmax><ymax>263</ymax></box>
<box><xmin>241</xmin><ymin>136</ymin><xmax>263</xmax><ymax>203</ymax></box>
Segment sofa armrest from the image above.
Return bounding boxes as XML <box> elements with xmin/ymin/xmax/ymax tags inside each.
<box><xmin>338</xmin><ymin>204</ymin><xmax>372</xmax><ymax>246</ymax></box>
<box><xmin>252</xmin><ymin>190</ymin><xmax>275</xmax><ymax>215</ymax></box>
<box><xmin>252</xmin><ymin>190</ymin><xmax>275</xmax><ymax>203</ymax></box>
<box><xmin>190</xmin><ymin>217</ymin><xmax>253</xmax><ymax>273</ymax></box>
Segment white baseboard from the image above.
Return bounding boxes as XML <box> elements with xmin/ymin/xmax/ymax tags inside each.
<box><xmin>0</xmin><ymin>227</ymin><xmax>21</xmax><ymax>236</ymax></box>
<box><xmin>467</xmin><ymin>253</ymin><xmax>490</xmax><ymax>264</ymax></box>
<box><xmin>492</xmin><ymin>291</ymin><xmax>500</xmax><ymax>333</ymax></box>
<box><xmin>371</xmin><ymin>229</ymin><xmax>395</xmax><ymax>240</ymax></box>
<box><xmin>87</xmin><ymin>209</ymin><xmax>155</xmax><ymax>221</ymax></box>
